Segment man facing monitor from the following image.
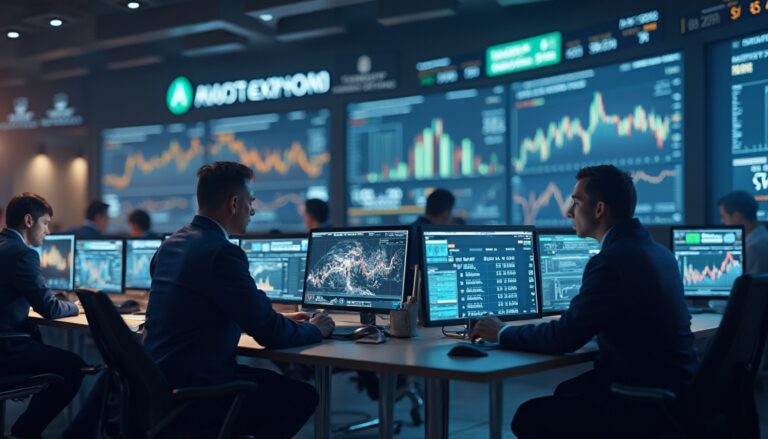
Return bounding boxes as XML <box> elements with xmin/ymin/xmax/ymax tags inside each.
<box><xmin>142</xmin><ymin>161</ymin><xmax>334</xmax><ymax>438</ymax></box>
<box><xmin>471</xmin><ymin>165</ymin><xmax>697</xmax><ymax>438</ymax></box>
<box><xmin>718</xmin><ymin>190</ymin><xmax>768</xmax><ymax>274</ymax></box>
<box><xmin>303</xmin><ymin>198</ymin><xmax>330</xmax><ymax>230</ymax></box>
<box><xmin>0</xmin><ymin>193</ymin><xmax>84</xmax><ymax>438</ymax></box>
<box><xmin>67</xmin><ymin>200</ymin><xmax>109</xmax><ymax>237</ymax></box>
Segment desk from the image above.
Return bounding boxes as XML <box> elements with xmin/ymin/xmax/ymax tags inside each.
<box><xmin>31</xmin><ymin>312</ymin><xmax>721</xmax><ymax>439</ymax></box>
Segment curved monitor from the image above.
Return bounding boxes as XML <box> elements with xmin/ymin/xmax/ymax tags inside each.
<box><xmin>421</xmin><ymin>225</ymin><xmax>541</xmax><ymax>327</ymax></box>
<box><xmin>303</xmin><ymin>227</ymin><xmax>410</xmax><ymax>312</ymax></box>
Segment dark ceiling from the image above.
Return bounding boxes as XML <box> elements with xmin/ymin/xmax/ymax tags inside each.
<box><xmin>0</xmin><ymin>0</ymin><xmax>549</xmax><ymax>86</ymax></box>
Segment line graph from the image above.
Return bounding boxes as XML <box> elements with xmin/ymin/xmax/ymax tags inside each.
<box><xmin>103</xmin><ymin>138</ymin><xmax>205</xmax><ymax>189</ymax></box>
<box><xmin>682</xmin><ymin>252</ymin><xmax>742</xmax><ymax>288</ymax></box>
<box><xmin>209</xmin><ymin>133</ymin><xmax>330</xmax><ymax>179</ymax></box>
<box><xmin>514</xmin><ymin>92</ymin><xmax>674</xmax><ymax>172</ymax></box>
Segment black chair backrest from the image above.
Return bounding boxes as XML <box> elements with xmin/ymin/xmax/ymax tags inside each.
<box><xmin>686</xmin><ymin>274</ymin><xmax>768</xmax><ymax>436</ymax></box>
<box><xmin>76</xmin><ymin>289</ymin><xmax>172</xmax><ymax>438</ymax></box>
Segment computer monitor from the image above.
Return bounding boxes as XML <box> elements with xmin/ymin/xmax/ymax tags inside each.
<box><xmin>303</xmin><ymin>227</ymin><xmax>410</xmax><ymax>313</ymax></box>
<box><xmin>537</xmin><ymin>232</ymin><xmax>600</xmax><ymax>315</ymax></box>
<box><xmin>39</xmin><ymin>234</ymin><xmax>75</xmax><ymax>291</ymax></box>
<box><xmin>75</xmin><ymin>239</ymin><xmax>125</xmax><ymax>294</ymax></box>
<box><xmin>240</xmin><ymin>235</ymin><xmax>308</xmax><ymax>304</ymax></box>
<box><xmin>421</xmin><ymin>226</ymin><xmax>541</xmax><ymax>327</ymax></box>
<box><xmin>125</xmin><ymin>238</ymin><xmax>161</xmax><ymax>290</ymax></box>
<box><xmin>671</xmin><ymin>226</ymin><xmax>745</xmax><ymax>298</ymax></box>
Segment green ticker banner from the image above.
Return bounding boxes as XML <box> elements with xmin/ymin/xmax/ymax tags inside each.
<box><xmin>486</xmin><ymin>32</ymin><xmax>562</xmax><ymax>77</ymax></box>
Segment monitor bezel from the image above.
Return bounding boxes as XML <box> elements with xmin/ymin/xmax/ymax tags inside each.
<box><xmin>420</xmin><ymin>225</ymin><xmax>542</xmax><ymax>328</ymax></box>
<box><xmin>40</xmin><ymin>233</ymin><xmax>76</xmax><ymax>292</ymax></box>
<box><xmin>123</xmin><ymin>237</ymin><xmax>162</xmax><ymax>291</ymax></box>
<box><xmin>669</xmin><ymin>225</ymin><xmax>746</xmax><ymax>300</ymax></box>
<box><xmin>537</xmin><ymin>230</ymin><xmax>600</xmax><ymax>316</ymax></box>
<box><xmin>240</xmin><ymin>233</ymin><xmax>309</xmax><ymax>304</ymax></box>
<box><xmin>74</xmin><ymin>237</ymin><xmax>126</xmax><ymax>294</ymax></box>
<box><xmin>302</xmin><ymin>226</ymin><xmax>412</xmax><ymax>313</ymax></box>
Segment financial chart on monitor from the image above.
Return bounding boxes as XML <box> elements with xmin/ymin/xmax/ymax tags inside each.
<box><xmin>125</xmin><ymin>239</ymin><xmax>161</xmax><ymax>290</ymax></box>
<box><xmin>510</xmin><ymin>52</ymin><xmax>684</xmax><ymax>226</ymax></box>
<box><xmin>672</xmin><ymin>228</ymin><xmax>744</xmax><ymax>297</ymax></box>
<box><xmin>241</xmin><ymin>237</ymin><xmax>308</xmax><ymax>303</ymax></box>
<box><xmin>346</xmin><ymin>86</ymin><xmax>507</xmax><ymax>225</ymax></box>
<box><xmin>101</xmin><ymin>124</ymin><xmax>206</xmax><ymax>232</ymax></box>
<box><xmin>208</xmin><ymin>110</ymin><xmax>330</xmax><ymax>231</ymax></box>
<box><xmin>75</xmin><ymin>240</ymin><xmax>124</xmax><ymax>294</ymax></box>
<box><xmin>304</xmin><ymin>230</ymin><xmax>408</xmax><ymax>310</ymax></box>
<box><xmin>726</xmin><ymin>32</ymin><xmax>768</xmax><ymax>220</ymax></box>
<box><xmin>538</xmin><ymin>234</ymin><xmax>599</xmax><ymax>313</ymax></box>
<box><xmin>422</xmin><ymin>229</ymin><xmax>539</xmax><ymax>325</ymax></box>
<box><xmin>39</xmin><ymin>235</ymin><xmax>75</xmax><ymax>291</ymax></box>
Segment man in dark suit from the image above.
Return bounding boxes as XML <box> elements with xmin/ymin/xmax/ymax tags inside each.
<box><xmin>472</xmin><ymin>165</ymin><xmax>698</xmax><ymax>438</ymax></box>
<box><xmin>66</xmin><ymin>200</ymin><xmax>109</xmax><ymax>237</ymax></box>
<box><xmin>143</xmin><ymin>161</ymin><xmax>335</xmax><ymax>438</ymax></box>
<box><xmin>0</xmin><ymin>192</ymin><xmax>83</xmax><ymax>438</ymax></box>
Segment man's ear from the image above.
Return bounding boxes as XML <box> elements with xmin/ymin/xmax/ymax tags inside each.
<box><xmin>23</xmin><ymin>213</ymin><xmax>34</xmax><ymax>229</ymax></box>
<box><xmin>594</xmin><ymin>201</ymin><xmax>606</xmax><ymax>220</ymax></box>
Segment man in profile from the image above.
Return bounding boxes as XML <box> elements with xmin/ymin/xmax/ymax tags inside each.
<box><xmin>472</xmin><ymin>165</ymin><xmax>697</xmax><ymax>438</ymax></box>
<box><xmin>143</xmin><ymin>161</ymin><xmax>334</xmax><ymax>438</ymax></box>
<box><xmin>0</xmin><ymin>193</ymin><xmax>83</xmax><ymax>438</ymax></box>
<box><xmin>718</xmin><ymin>190</ymin><xmax>768</xmax><ymax>274</ymax></box>
<box><xmin>303</xmin><ymin>198</ymin><xmax>330</xmax><ymax>230</ymax></box>
<box><xmin>67</xmin><ymin>200</ymin><xmax>109</xmax><ymax>237</ymax></box>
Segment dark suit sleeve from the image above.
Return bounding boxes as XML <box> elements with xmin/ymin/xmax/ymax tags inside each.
<box><xmin>12</xmin><ymin>248</ymin><xmax>79</xmax><ymax>319</ymax></box>
<box><xmin>499</xmin><ymin>254</ymin><xmax>623</xmax><ymax>354</ymax></box>
<box><xmin>209</xmin><ymin>244</ymin><xmax>322</xmax><ymax>349</ymax></box>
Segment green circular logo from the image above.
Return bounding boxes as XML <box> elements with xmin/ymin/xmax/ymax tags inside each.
<box><xmin>166</xmin><ymin>76</ymin><xmax>193</xmax><ymax>115</ymax></box>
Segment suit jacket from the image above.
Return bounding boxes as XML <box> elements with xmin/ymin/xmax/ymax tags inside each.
<box><xmin>500</xmin><ymin>219</ymin><xmax>698</xmax><ymax>394</ymax></box>
<box><xmin>66</xmin><ymin>222</ymin><xmax>102</xmax><ymax>238</ymax></box>
<box><xmin>0</xmin><ymin>229</ymin><xmax>79</xmax><ymax>334</ymax></box>
<box><xmin>143</xmin><ymin>215</ymin><xmax>322</xmax><ymax>387</ymax></box>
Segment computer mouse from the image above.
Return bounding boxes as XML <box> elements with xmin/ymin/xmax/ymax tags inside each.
<box><xmin>355</xmin><ymin>332</ymin><xmax>386</xmax><ymax>344</ymax></box>
<box><xmin>448</xmin><ymin>343</ymin><xmax>488</xmax><ymax>358</ymax></box>
<box><xmin>350</xmin><ymin>325</ymin><xmax>380</xmax><ymax>340</ymax></box>
<box><xmin>116</xmin><ymin>299</ymin><xmax>141</xmax><ymax>314</ymax></box>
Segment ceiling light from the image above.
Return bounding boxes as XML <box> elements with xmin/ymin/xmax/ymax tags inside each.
<box><xmin>49</xmin><ymin>18</ymin><xmax>63</xmax><ymax>27</ymax></box>
<box><xmin>259</xmin><ymin>13</ymin><xmax>274</xmax><ymax>22</ymax></box>
<box><xmin>126</xmin><ymin>1</ymin><xmax>141</xmax><ymax>9</ymax></box>
<box><xmin>6</xmin><ymin>31</ymin><xmax>20</xmax><ymax>39</ymax></box>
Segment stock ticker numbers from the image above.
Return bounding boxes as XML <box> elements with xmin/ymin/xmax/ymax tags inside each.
<box><xmin>510</xmin><ymin>52</ymin><xmax>684</xmax><ymax>226</ymax></box>
<box><xmin>346</xmin><ymin>87</ymin><xmax>507</xmax><ymax>225</ymax></box>
<box><xmin>682</xmin><ymin>1</ymin><xmax>768</xmax><ymax>34</ymax></box>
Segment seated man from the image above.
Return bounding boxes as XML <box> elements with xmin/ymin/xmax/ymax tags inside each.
<box><xmin>718</xmin><ymin>190</ymin><xmax>768</xmax><ymax>274</ymax></box>
<box><xmin>66</xmin><ymin>200</ymin><xmax>109</xmax><ymax>237</ymax></box>
<box><xmin>0</xmin><ymin>192</ymin><xmax>83</xmax><ymax>438</ymax></box>
<box><xmin>472</xmin><ymin>165</ymin><xmax>698</xmax><ymax>438</ymax></box>
<box><xmin>303</xmin><ymin>198</ymin><xmax>330</xmax><ymax>230</ymax></box>
<box><xmin>143</xmin><ymin>161</ymin><xmax>335</xmax><ymax>438</ymax></box>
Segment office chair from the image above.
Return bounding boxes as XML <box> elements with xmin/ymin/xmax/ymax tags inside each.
<box><xmin>611</xmin><ymin>274</ymin><xmax>768</xmax><ymax>439</ymax></box>
<box><xmin>0</xmin><ymin>332</ymin><xmax>63</xmax><ymax>438</ymax></box>
<box><xmin>75</xmin><ymin>288</ymin><xmax>258</xmax><ymax>439</ymax></box>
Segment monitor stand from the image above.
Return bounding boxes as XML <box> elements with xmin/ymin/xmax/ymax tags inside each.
<box><xmin>360</xmin><ymin>311</ymin><xmax>376</xmax><ymax>326</ymax></box>
<box><xmin>687</xmin><ymin>298</ymin><xmax>715</xmax><ymax>314</ymax></box>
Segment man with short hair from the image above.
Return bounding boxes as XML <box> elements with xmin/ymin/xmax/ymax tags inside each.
<box><xmin>303</xmin><ymin>198</ymin><xmax>330</xmax><ymax>230</ymax></box>
<box><xmin>143</xmin><ymin>161</ymin><xmax>335</xmax><ymax>438</ymax></box>
<box><xmin>472</xmin><ymin>165</ymin><xmax>697</xmax><ymax>438</ymax></box>
<box><xmin>0</xmin><ymin>192</ymin><xmax>84</xmax><ymax>438</ymax></box>
<box><xmin>67</xmin><ymin>200</ymin><xmax>109</xmax><ymax>237</ymax></box>
<box><xmin>413</xmin><ymin>188</ymin><xmax>455</xmax><ymax>227</ymax></box>
<box><xmin>718</xmin><ymin>190</ymin><xmax>768</xmax><ymax>274</ymax></box>
<box><xmin>127</xmin><ymin>209</ymin><xmax>154</xmax><ymax>238</ymax></box>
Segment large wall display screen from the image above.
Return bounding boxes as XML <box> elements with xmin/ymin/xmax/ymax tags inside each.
<box><xmin>509</xmin><ymin>52</ymin><xmax>684</xmax><ymax>226</ymax></box>
<box><xmin>346</xmin><ymin>86</ymin><xmax>507</xmax><ymax>225</ymax></box>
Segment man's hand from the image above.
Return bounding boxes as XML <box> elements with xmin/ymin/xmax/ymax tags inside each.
<box><xmin>309</xmin><ymin>313</ymin><xmax>335</xmax><ymax>338</ymax></box>
<box><xmin>469</xmin><ymin>315</ymin><xmax>505</xmax><ymax>342</ymax></box>
<box><xmin>282</xmin><ymin>311</ymin><xmax>312</xmax><ymax>323</ymax></box>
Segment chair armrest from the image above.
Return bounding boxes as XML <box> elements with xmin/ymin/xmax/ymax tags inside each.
<box><xmin>610</xmin><ymin>384</ymin><xmax>678</xmax><ymax>403</ymax></box>
<box><xmin>171</xmin><ymin>380</ymin><xmax>258</xmax><ymax>402</ymax></box>
<box><xmin>0</xmin><ymin>332</ymin><xmax>31</xmax><ymax>342</ymax></box>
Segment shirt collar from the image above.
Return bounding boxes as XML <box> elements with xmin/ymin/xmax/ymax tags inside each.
<box><xmin>599</xmin><ymin>226</ymin><xmax>614</xmax><ymax>249</ymax></box>
<box><xmin>5</xmin><ymin>228</ymin><xmax>26</xmax><ymax>244</ymax></box>
<box><xmin>198</xmin><ymin>215</ymin><xmax>229</xmax><ymax>239</ymax></box>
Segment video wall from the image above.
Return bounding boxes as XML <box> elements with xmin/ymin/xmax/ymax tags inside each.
<box><xmin>101</xmin><ymin>110</ymin><xmax>330</xmax><ymax>232</ymax></box>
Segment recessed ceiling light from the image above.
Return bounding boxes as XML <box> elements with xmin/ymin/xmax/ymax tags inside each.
<box><xmin>259</xmin><ymin>13</ymin><xmax>274</xmax><ymax>22</ymax></box>
<box><xmin>49</xmin><ymin>18</ymin><xmax>63</xmax><ymax>27</ymax></box>
<box><xmin>127</xmin><ymin>1</ymin><xmax>141</xmax><ymax>9</ymax></box>
<box><xmin>6</xmin><ymin>31</ymin><xmax>20</xmax><ymax>39</ymax></box>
